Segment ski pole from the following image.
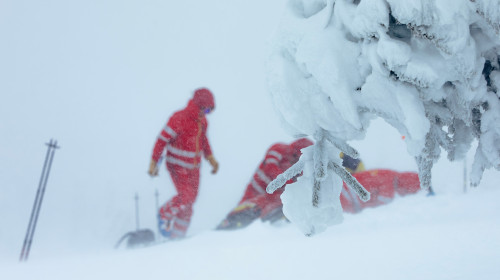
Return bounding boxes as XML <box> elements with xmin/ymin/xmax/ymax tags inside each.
<box><xmin>155</xmin><ymin>189</ymin><xmax>159</xmax><ymax>214</ymax></box>
<box><xmin>20</xmin><ymin>140</ymin><xmax>52</xmax><ymax>261</ymax></box>
<box><xmin>135</xmin><ymin>193</ymin><xmax>140</xmax><ymax>230</ymax></box>
<box><xmin>25</xmin><ymin>140</ymin><xmax>59</xmax><ymax>260</ymax></box>
<box><xmin>20</xmin><ymin>139</ymin><xmax>59</xmax><ymax>262</ymax></box>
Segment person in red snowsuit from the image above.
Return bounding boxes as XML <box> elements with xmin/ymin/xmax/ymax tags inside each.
<box><xmin>218</xmin><ymin>141</ymin><xmax>422</xmax><ymax>230</ymax></box>
<box><xmin>338</xmin><ymin>153</ymin><xmax>424</xmax><ymax>211</ymax></box>
<box><xmin>340</xmin><ymin>169</ymin><xmax>421</xmax><ymax>213</ymax></box>
<box><xmin>148</xmin><ymin>88</ymin><xmax>219</xmax><ymax>239</ymax></box>
<box><xmin>217</xmin><ymin>138</ymin><xmax>313</xmax><ymax>230</ymax></box>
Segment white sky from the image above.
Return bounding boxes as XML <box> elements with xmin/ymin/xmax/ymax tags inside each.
<box><xmin>0</xmin><ymin>0</ymin><xmax>291</xmax><ymax>259</ymax></box>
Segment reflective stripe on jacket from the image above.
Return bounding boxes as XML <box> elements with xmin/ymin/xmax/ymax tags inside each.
<box><xmin>245</xmin><ymin>143</ymin><xmax>293</xmax><ymax>200</ymax></box>
<box><xmin>152</xmin><ymin>99</ymin><xmax>213</xmax><ymax>169</ymax></box>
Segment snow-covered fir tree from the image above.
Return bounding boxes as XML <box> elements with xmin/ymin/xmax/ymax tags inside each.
<box><xmin>266</xmin><ymin>0</ymin><xmax>500</xmax><ymax>236</ymax></box>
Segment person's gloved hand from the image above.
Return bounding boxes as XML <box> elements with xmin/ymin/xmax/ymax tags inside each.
<box><xmin>148</xmin><ymin>159</ymin><xmax>159</xmax><ymax>177</ymax></box>
<box><xmin>207</xmin><ymin>155</ymin><xmax>219</xmax><ymax>174</ymax></box>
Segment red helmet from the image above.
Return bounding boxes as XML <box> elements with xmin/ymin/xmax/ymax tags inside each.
<box><xmin>193</xmin><ymin>88</ymin><xmax>215</xmax><ymax>110</ymax></box>
<box><xmin>291</xmin><ymin>138</ymin><xmax>313</xmax><ymax>153</ymax></box>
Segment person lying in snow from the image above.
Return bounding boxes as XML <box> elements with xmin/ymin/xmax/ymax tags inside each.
<box><xmin>340</xmin><ymin>169</ymin><xmax>421</xmax><ymax>213</ymax></box>
<box><xmin>217</xmin><ymin>143</ymin><xmax>422</xmax><ymax>230</ymax></box>
<box><xmin>217</xmin><ymin>138</ymin><xmax>313</xmax><ymax>230</ymax></box>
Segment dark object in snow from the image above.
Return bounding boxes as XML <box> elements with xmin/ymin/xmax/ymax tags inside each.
<box><xmin>115</xmin><ymin>193</ymin><xmax>156</xmax><ymax>249</ymax></box>
<box><xmin>115</xmin><ymin>229</ymin><xmax>156</xmax><ymax>249</ymax></box>
<box><xmin>216</xmin><ymin>205</ymin><xmax>262</xmax><ymax>230</ymax></box>
<box><xmin>217</xmin><ymin>204</ymin><xmax>291</xmax><ymax>231</ymax></box>
<box><xmin>340</xmin><ymin>152</ymin><xmax>365</xmax><ymax>174</ymax></box>
<box><xmin>426</xmin><ymin>187</ymin><xmax>436</xmax><ymax>197</ymax></box>
<box><xmin>388</xmin><ymin>13</ymin><xmax>411</xmax><ymax>41</ymax></box>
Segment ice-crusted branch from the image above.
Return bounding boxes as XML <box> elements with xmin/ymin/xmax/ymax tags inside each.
<box><xmin>328</xmin><ymin>161</ymin><xmax>370</xmax><ymax>202</ymax></box>
<box><xmin>312</xmin><ymin>129</ymin><xmax>367</xmax><ymax>207</ymax></box>
<box><xmin>312</xmin><ymin>131</ymin><xmax>327</xmax><ymax>207</ymax></box>
<box><xmin>471</xmin><ymin>145</ymin><xmax>488</xmax><ymax>186</ymax></box>
<box><xmin>312</xmin><ymin>178</ymin><xmax>322</xmax><ymax>208</ymax></box>
<box><xmin>266</xmin><ymin>159</ymin><xmax>305</xmax><ymax>194</ymax></box>
<box><xmin>324</xmin><ymin>131</ymin><xmax>359</xmax><ymax>159</ymax></box>
<box><xmin>415</xmin><ymin>133</ymin><xmax>440</xmax><ymax>190</ymax></box>
<box><xmin>313</xmin><ymin>130</ymin><xmax>329</xmax><ymax>181</ymax></box>
<box><xmin>472</xmin><ymin>0</ymin><xmax>500</xmax><ymax>35</ymax></box>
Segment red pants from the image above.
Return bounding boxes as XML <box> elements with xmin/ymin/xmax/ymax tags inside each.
<box><xmin>159</xmin><ymin>163</ymin><xmax>200</xmax><ymax>238</ymax></box>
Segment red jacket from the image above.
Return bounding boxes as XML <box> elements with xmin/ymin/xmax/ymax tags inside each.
<box><xmin>252</xmin><ymin>144</ymin><xmax>293</xmax><ymax>193</ymax></box>
<box><xmin>233</xmin><ymin>139</ymin><xmax>312</xmax><ymax>219</ymax></box>
<box><xmin>152</xmin><ymin>99</ymin><xmax>213</xmax><ymax>169</ymax></box>
<box><xmin>239</xmin><ymin>143</ymin><xmax>300</xmax><ymax>210</ymax></box>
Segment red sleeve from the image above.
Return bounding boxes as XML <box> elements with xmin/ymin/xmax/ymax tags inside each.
<box><xmin>151</xmin><ymin>121</ymin><xmax>178</xmax><ymax>162</ymax></box>
<box><xmin>263</xmin><ymin>163</ymin><xmax>283</xmax><ymax>182</ymax></box>
<box><xmin>262</xmin><ymin>144</ymin><xmax>297</xmax><ymax>186</ymax></box>
<box><xmin>262</xmin><ymin>146</ymin><xmax>287</xmax><ymax>180</ymax></box>
<box><xmin>152</xmin><ymin>138</ymin><xmax>166</xmax><ymax>162</ymax></box>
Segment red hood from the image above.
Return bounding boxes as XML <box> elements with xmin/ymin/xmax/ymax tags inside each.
<box><xmin>192</xmin><ymin>88</ymin><xmax>215</xmax><ymax>110</ymax></box>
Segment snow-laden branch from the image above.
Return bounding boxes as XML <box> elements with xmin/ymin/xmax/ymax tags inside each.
<box><xmin>267</xmin><ymin>0</ymin><xmax>500</xmax><ymax>235</ymax></box>
<box><xmin>266</xmin><ymin>159</ymin><xmax>305</xmax><ymax>194</ymax></box>
<box><xmin>324</xmin><ymin>131</ymin><xmax>359</xmax><ymax>160</ymax></box>
<box><xmin>328</xmin><ymin>161</ymin><xmax>369</xmax><ymax>202</ymax></box>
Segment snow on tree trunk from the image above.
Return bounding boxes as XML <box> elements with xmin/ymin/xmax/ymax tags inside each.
<box><xmin>267</xmin><ymin>132</ymin><xmax>369</xmax><ymax>236</ymax></box>
<box><xmin>266</xmin><ymin>0</ymin><xmax>500</xmax><ymax>236</ymax></box>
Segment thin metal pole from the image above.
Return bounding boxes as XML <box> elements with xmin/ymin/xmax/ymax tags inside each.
<box><xmin>135</xmin><ymin>193</ymin><xmax>140</xmax><ymax>230</ymax></box>
<box><xmin>155</xmin><ymin>189</ymin><xmax>159</xmax><ymax>214</ymax></box>
<box><xmin>20</xmin><ymin>139</ymin><xmax>59</xmax><ymax>262</ymax></box>
<box><xmin>25</xmin><ymin>140</ymin><xmax>58</xmax><ymax>259</ymax></box>
<box><xmin>155</xmin><ymin>189</ymin><xmax>162</xmax><ymax>240</ymax></box>
<box><xmin>20</xmin><ymin>140</ymin><xmax>52</xmax><ymax>261</ymax></box>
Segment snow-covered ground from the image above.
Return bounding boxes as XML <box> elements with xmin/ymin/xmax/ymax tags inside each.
<box><xmin>2</xmin><ymin>185</ymin><xmax>500</xmax><ymax>280</ymax></box>
<box><xmin>1</xmin><ymin>1</ymin><xmax>499</xmax><ymax>279</ymax></box>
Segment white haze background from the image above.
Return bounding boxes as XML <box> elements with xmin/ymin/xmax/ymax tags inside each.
<box><xmin>0</xmin><ymin>0</ymin><xmax>499</xmax><ymax>279</ymax></box>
